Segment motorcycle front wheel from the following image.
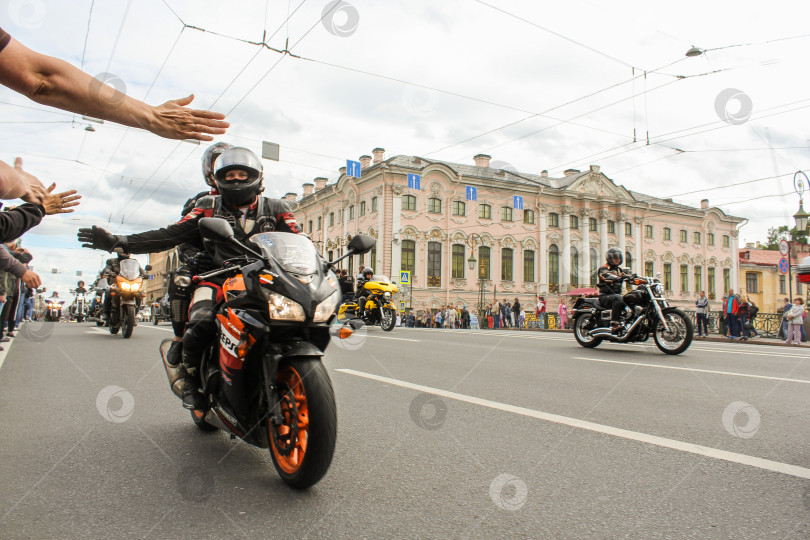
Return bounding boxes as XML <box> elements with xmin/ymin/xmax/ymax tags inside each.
<box><xmin>573</xmin><ymin>314</ymin><xmax>602</xmax><ymax>348</ymax></box>
<box><xmin>380</xmin><ymin>307</ymin><xmax>396</xmax><ymax>331</ymax></box>
<box><xmin>653</xmin><ymin>308</ymin><xmax>693</xmax><ymax>355</ymax></box>
<box><xmin>122</xmin><ymin>305</ymin><xmax>135</xmax><ymax>339</ymax></box>
<box><xmin>268</xmin><ymin>357</ymin><xmax>336</xmax><ymax>490</ymax></box>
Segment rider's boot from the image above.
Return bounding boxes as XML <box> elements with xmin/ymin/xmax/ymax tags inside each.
<box><xmin>610</xmin><ymin>321</ymin><xmax>622</xmax><ymax>335</ymax></box>
<box><xmin>166</xmin><ymin>339</ymin><xmax>183</xmax><ymax>367</ymax></box>
<box><xmin>180</xmin><ymin>360</ymin><xmax>203</xmax><ymax>410</ymax></box>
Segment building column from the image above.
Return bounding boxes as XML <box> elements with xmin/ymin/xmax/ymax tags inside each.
<box><xmin>731</xmin><ymin>229</ymin><xmax>740</xmax><ymax>292</ymax></box>
<box><xmin>561</xmin><ymin>205</ymin><xmax>572</xmax><ymax>292</ymax></box>
<box><xmin>634</xmin><ymin>218</ymin><xmax>643</xmax><ymax>275</ymax></box>
<box><xmin>538</xmin><ymin>205</ymin><xmax>548</xmax><ymax>293</ymax></box>
<box><xmin>391</xmin><ymin>187</ymin><xmax>402</xmax><ymax>284</ymax></box>
<box><xmin>599</xmin><ymin>209</ymin><xmax>609</xmax><ymax>262</ymax></box>
<box><xmin>617</xmin><ymin>212</ymin><xmax>627</xmax><ymax>263</ymax></box>
<box><xmin>580</xmin><ymin>208</ymin><xmax>590</xmax><ymax>286</ymax></box>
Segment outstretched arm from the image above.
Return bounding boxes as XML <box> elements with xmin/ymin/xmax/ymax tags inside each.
<box><xmin>0</xmin><ymin>36</ymin><xmax>228</xmax><ymax>141</ymax></box>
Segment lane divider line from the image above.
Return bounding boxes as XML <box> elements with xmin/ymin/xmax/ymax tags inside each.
<box><xmin>336</xmin><ymin>368</ymin><xmax>810</xmax><ymax>480</ymax></box>
<box><xmin>571</xmin><ymin>356</ymin><xmax>810</xmax><ymax>384</ymax></box>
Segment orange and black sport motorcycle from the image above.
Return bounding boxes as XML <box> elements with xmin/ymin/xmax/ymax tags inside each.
<box><xmin>161</xmin><ymin>218</ymin><xmax>374</xmax><ymax>489</ymax></box>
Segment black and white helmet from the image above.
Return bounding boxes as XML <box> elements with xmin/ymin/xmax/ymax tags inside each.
<box><xmin>606</xmin><ymin>247</ymin><xmax>623</xmax><ymax>266</ymax></box>
<box><xmin>362</xmin><ymin>267</ymin><xmax>373</xmax><ymax>279</ymax></box>
<box><xmin>214</xmin><ymin>147</ymin><xmax>264</xmax><ymax>207</ymax></box>
<box><xmin>201</xmin><ymin>142</ymin><xmax>233</xmax><ymax>187</ymax></box>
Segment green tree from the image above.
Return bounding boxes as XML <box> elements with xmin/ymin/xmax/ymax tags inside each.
<box><xmin>764</xmin><ymin>225</ymin><xmax>808</xmax><ymax>249</ymax></box>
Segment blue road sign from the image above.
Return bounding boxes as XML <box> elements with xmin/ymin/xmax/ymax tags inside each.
<box><xmin>466</xmin><ymin>186</ymin><xmax>477</xmax><ymax>201</ymax></box>
<box><xmin>513</xmin><ymin>195</ymin><xmax>523</xmax><ymax>210</ymax></box>
<box><xmin>779</xmin><ymin>257</ymin><xmax>789</xmax><ymax>274</ymax></box>
<box><xmin>407</xmin><ymin>174</ymin><xmax>421</xmax><ymax>190</ymax></box>
<box><xmin>400</xmin><ymin>271</ymin><xmax>411</xmax><ymax>284</ymax></box>
<box><xmin>346</xmin><ymin>159</ymin><xmax>362</xmax><ymax>178</ymax></box>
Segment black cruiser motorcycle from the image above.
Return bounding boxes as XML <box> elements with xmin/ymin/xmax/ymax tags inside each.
<box><xmin>571</xmin><ymin>272</ymin><xmax>693</xmax><ymax>355</ymax></box>
<box><xmin>160</xmin><ymin>218</ymin><xmax>375</xmax><ymax>489</ymax></box>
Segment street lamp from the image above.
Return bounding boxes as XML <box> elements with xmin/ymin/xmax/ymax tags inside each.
<box><xmin>793</xmin><ymin>201</ymin><xmax>808</xmax><ymax>233</ymax></box>
<box><xmin>467</xmin><ymin>233</ymin><xmax>487</xmax><ymax>322</ymax></box>
<box><xmin>685</xmin><ymin>46</ymin><xmax>703</xmax><ymax>57</ymax></box>
<box><xmin>787</xmin><ymin>171</ymin><xmax>810</xmax><ymax>299</ymax></box>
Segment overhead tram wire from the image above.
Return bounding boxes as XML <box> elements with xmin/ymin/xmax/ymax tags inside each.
<box><xmin>224</xmin><ymin>0</ymin><xmax>339</xmax><ymax>117</ymax></box>
<box><xmin>423</xmin><ymin>56</ymin><xmax>689</xmax><ymax>159</ymax></box>
<box><xmin>106</xmin><ymin>1</ymin><xmax>313</xmax><ymax>227</ymax></box>
<box><xmin>545</xmin><ymin>96</ymin><xmax>810</xmax><ymax>174</ymax></box>
<box><xmin>470</xmin><ymin>0</ymin><xmax>635</xmax><ymax>70</ymax></box>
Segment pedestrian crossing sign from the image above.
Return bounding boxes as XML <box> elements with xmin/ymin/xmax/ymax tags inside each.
<box><xmin>400</xmin><ymin>271</ymin><xmax>411</xmax><ymax>284</ymax></box>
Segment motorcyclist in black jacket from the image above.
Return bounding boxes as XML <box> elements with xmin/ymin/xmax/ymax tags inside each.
<box><xmin>355</xmin><ymin>266</ymin><xmax>374</xmax><ymax>317</ymax></box>
<box><xmin>78</xmin><ymin>147</ymin><xmax>302</xmax><ymax>410</ymax></box>
<box><xmin>597</xmin><ymin>247</ymin><xmax>628</xmax><ymax>334</ymax></box>
<box><xmin>165</xmin><ymin>142</ymin><xmax>233</xmax><ymax>367</ymax></box>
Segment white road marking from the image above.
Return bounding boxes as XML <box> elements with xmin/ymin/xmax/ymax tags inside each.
<box><xmin>364</xmin><ymin>334</ymin><xmax>420</xmax><ymax>342</ymax></box>
<box><xmin>571</xmin><ymin>356</ymin><xmax>810</xmax><ymax>384</ymax></box>
<box><xmin>337</xmin><ymin>368</ymin><xmax>810</xmax><ymax>480</ymax></box>
<box><xmin>138</xmin><ymin>325</ymin><xmax>173</xmax><ymax>332</ymax></box>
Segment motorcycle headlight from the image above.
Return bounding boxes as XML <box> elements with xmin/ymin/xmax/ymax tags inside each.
<box><xmin>174</xmin><ymin>275</ymin><xmax>191</xmax><ymax>287</ymax></box>
<box><xmin>314</xmin><ymin>291</ymin><xmax>339</xmax><ymax>322</ymax></box>
<box><xmin>653</xmin><ymin>283</ymin><xmax>663</xmax><ymax>295</ymax></box>
<box><xmin>267</xmin><ymin>292</ymin><xmax>306</xmax><ymax>321</ymax></box>
<box><xmin>120</xmin><ymin>282</ymin><xmax>131</xmax><ymax>291</ymax></box>
<box><xmin>131</xmin><ymin>282</ymin><xmax>141</xmax><ymax>291</ymax></box>
<box><xmin>383</xmin><ymin>291</ymin><xmax>392</xmax><ymax>301</ymax></box>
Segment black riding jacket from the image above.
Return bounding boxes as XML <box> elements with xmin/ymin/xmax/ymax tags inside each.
<box><xmin>597</xmin><ymin>264</ymin><xmax>624</xmax><ymax>295</ymax></box>
<box><xmin>120</xmin><ymin>195</ymin><xmax>301</xmax><ymax>265</ymax></box>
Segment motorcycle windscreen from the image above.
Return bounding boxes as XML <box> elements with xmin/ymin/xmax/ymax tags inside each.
<box><xmin>249</xmin><ymin>232</ymin><xmax>319</xmax><ymax>275</ymax></box>
<box><xmin>119</xmin><ymin>259</ymin><xmax>141</xmax><ymax>281</ymax></box>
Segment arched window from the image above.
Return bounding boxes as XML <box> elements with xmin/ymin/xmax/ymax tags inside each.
<box><xmin>479</xmin><ymin>246</ymin><xmax>490</xmax><ymax>280</ymax></box>
<box><xmin>502</xmin><ymin>248</ymin><xmax>513</xmax><ymax>280</ymax></box>
<box><xmin>570</xmin><ymin>247</ymin><xmax>579</xmax><ymax>287</ymax></box>
<box><xmin>403</xmin><ymin>195</ymin><xmax>416</xmax><ymax>211</ymax></box>
<box><xmin>523</xmin><ymin>250</ymin><xmax>535</xmax><ymax>282</ymax></box>
<box><xmin>549</xmin><ymin>244</ymin><xmax>559</xmax><ymax>291</ymax></box>
<box><xmin>478</xmin><ymin>204</ymin><xmax>491</xmax><ymax>219</ymax></box>
<box><xmin>427</xmin><ymin>242</ymin><xmax>442</xmax><ymax>286</ymax></box>
<box><xmin>401</xmin><ymin>240</ymin><xmax>415</xmax><ymax>273</ymax></box>
<box><xmin>590</xmin><ymin>248</ymin><xmax>598</xmax><ymax>286</ymax></box>
<box><xmin>452</xmin><ymin>201</ymin><xmax>465</xmax><ymax>216</ymax></box>
<box><xmin>452</xmin><ymin>244</ymin><xmax>465</xmax><ymax>278</ymax></box>
<box><xmin>428</xmin><ymin>198</ymin><xmax>442</xmax><ymax>214</ymax></box>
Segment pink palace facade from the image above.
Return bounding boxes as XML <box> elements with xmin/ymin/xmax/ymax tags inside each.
<box><xmin>290</xmin><ymin>149</ymin><xmax>744</xmax><ymax>313</ymax></box>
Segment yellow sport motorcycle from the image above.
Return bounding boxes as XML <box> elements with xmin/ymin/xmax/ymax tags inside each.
<box><xmin>108</xmin><ymin>259</ymin><xmax>150</xmax><ymax>338</ymax></box>
<box><xmin>338</xmin><ymin>275</ymin><xmax>398</xmax><ymax>331</ymax></box>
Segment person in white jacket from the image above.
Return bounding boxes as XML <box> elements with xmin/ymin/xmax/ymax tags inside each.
<box><xmin>784</xmin><ymin>298</ymin><xmax>806</xmax><ymax>346</ymax></box>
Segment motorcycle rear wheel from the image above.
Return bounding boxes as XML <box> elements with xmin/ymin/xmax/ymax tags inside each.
<box><xmin>653</xmin><ymin>308</ymin><xmax>693</xmax><ymax>355</ymax></box>
<box><xmin>122</xmin><ymin>305</ymin><xmax>135</xmax><ymax>339</ymax></box>
<box><xmin>573</xmin><ymin>314</ymin><xmax>602</xmax><ymax>348</ymax></box>
<box><xmin>268</xmin><ymin>358</ymin><xmax>336</xmax><ymax>490</ymax></box>
<box><xmin>380</xmin><ymin>308</ymin><xmax>396</xmax><ymax>331</ymax></box>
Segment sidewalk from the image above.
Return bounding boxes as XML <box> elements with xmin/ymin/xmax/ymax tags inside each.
<box><xmin>488</xmin><ymin>326</ymin><xmax>810</xmax><ymax>348</ymax></box>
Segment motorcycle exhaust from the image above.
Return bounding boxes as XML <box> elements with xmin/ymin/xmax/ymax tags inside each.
<box><xmin>588</xmin><ymin>316</ymin><xmax>645</xmax><ymax>342</ymax></box>
<box><xmin>158</xmin><ymin>339</ymin><xmax>184</xmax><ymax>398</ymax></box>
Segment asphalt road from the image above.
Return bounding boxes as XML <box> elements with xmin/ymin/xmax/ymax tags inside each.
<box><xmin>0</xmin><ymin>320</ymin><xmax>808</xmax><ymax>539</ymax></box>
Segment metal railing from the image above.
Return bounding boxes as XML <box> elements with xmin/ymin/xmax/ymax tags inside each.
<box><xmin>683</xmin><ymin>311</ymin><xmax>784</xmax><ymax>338</ymax></box>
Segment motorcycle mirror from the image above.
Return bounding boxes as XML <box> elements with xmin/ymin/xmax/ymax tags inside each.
<box><xmin>144</xmin><ymin>265</ymin><xmax>152</xmax><ymax>272</ymax></box>
<box><xmin>347</xmin><ymin>234</ymin><xmax>376</xmax><ymax>255</ymax></box>
<box><xmin>199</xmin><ymin>217</ymin><xmax>235</xmax><ymax>241</ymax></box>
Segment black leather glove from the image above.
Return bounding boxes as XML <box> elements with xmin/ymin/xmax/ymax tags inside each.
<box><xmin>188</xmin><ymin>251</ymin><xmax>213</xmax><ymax>269</ymax></box>
<box><xmin>77</xmin><ymin>226</ymin><xmax>126</xmax><ymax>252</ymax></box>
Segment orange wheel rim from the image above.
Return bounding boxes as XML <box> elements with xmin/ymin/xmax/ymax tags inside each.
<box><xmin>269</xmin><ymin>366</ymin><xmax>309</xmax><ymax>474</ymax></box>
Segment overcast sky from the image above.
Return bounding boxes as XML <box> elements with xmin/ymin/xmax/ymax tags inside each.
<box><xmin>2</xmin><ymin>0</ymin><xmax>809</xmax><ymax>295</ymax></box>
